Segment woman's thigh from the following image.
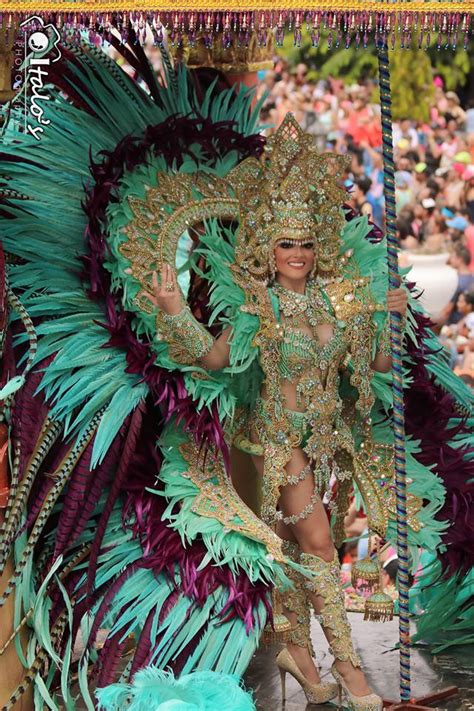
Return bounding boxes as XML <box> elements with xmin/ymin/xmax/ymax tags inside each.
<box><xmin>278</xmin><ymin>447</ymin><xmax>334</xmax><ymax>559</ymax></box>
<box><xmin>250</xmin><ymin>450</ymin><xmax>297</xmax><ymax>544</ymax></box>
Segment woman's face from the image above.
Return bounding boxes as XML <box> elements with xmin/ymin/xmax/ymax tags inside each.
<box><xmin>274</xmin><ymin>238</ymin><xmax>315</xmax><ymax>281</ymax></box>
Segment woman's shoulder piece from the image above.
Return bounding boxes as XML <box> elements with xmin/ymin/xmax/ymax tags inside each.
<box><xmin>321</xmin><ymin>277</ymin><xmax>376</xmax><ymax>322</ymax></box>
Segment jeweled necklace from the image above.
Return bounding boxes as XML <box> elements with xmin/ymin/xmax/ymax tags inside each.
<box><xmin>272</xmin><ymin>281</ymin><xmax>336</xmax><ymax>326</ymax></box>
<box><xmin>272</xmin><ymin>281</ymin><xmax>308</xmax><ymax>318</ymax></box>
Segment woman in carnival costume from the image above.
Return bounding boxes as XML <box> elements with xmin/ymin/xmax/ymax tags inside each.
<box><xmin>138</xmin><ymin>114</ymin><xmax>408</xmax><ymax>711</ymax></box>
<box><xmin>0</xmin><ymin>39</ymin><xmax>472</xmax><ymax>711</ymax></box>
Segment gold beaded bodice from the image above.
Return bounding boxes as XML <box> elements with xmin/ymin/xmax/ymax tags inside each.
<box><xmin>272</xmin><ymin>281</ymin><xmax>347</xmax><ymax>400</ymax></box>
<box><xmin>250</xmin><ymin>278</ymin><xmax>379</xmax><ymax>527</ymax></box>
<box><xmin>278</xmin><ymin>328</ymin><xmax>316</xmax><ymax>382</ymax></box>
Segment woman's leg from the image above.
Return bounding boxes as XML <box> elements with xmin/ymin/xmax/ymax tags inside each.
<box><xmin>278</xmin><ymin>447</ymin><xmax>372</xmax><ymax>697</ymax></box>
<box><xmin>276</xmin><ymin>522</ymin><xmax>320</xmax><ymax>683</ymax></box>
<box><xmin>250</xmin><ymin>450</ymin><xmax>320</xmax><ymax>683</ymax></box>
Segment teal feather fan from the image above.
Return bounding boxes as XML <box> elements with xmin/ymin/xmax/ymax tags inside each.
<box><xmin>0</xmin><ymin>42</ymin><xmax>278</xmax><ymax>708</ymax></box>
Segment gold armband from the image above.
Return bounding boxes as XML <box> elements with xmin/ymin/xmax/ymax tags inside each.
<box><xmin>156</xmin><ymin>306</ymin><xmax>214</xmax><ymax>365</ymax></box>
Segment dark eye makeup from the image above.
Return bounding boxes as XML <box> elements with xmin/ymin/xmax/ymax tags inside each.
<box><xmin>276</xmin><ymin>240</ymin><xmax>314</xmax><ymax>250</ymax></box>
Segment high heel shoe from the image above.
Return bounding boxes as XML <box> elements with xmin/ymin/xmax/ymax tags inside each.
<box><xmin>276</xmin><ymin>648</ymin><xmax>338</xmax><ymax>704</ymax></box>
<box><xmin>331</xmin><ymin>664</ymin><xmax>383</xmax><ymax>711</ymax></box>
<box><xmin>299</xmin><ymin>551</ymin><xmax>382</xmax><ymax>709</ymax></box>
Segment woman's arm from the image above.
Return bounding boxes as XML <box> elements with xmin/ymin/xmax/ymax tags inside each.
<box><xmin>371</xmin><ymin>287</ymin><xmax>408</xmax><ymax>374</ymax></box>
<box><xmin>199</xmin><ymin>326</ymin><xmax>232</xmax><ymax>370</ymax></box>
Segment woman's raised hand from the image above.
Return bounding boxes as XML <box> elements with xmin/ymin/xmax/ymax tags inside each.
<box><xmin>140</xmin><ymin>263</ymin><xmax>183</xmax><ymax>316</ymax></box>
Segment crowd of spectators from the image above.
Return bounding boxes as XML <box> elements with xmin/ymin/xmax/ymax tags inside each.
<box><xmin>257</xmin><ymin>57</ymin><xmax>474</xmax><ymax>380</ymax></box>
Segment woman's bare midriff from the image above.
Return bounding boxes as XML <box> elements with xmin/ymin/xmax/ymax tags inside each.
<box><xmin>249</xmin><ymin>321</ymin><xmax>336</xmax><ymax>447</ymax></box>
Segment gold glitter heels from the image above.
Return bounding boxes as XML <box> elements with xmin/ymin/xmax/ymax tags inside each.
<box><xmin>332</xmin><ymin>664</ymin><xmax>383</xmax><ymax>711</ymax></box>
<box><xmin>276</xmin><ymin>647</ymin><xmax>338</xmax><ymax>704</ymax></box>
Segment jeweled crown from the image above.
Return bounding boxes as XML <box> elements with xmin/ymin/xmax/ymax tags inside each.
<box><xmin>226</xmin><ymin>113</ymin><xmax>350</xmax><ymax>281</ymax></box>
<box><xmin>270</xmin><ymin>200</ymin><xmax>314</xmax><ymax>236</ymax></box>
<box><xmin>120</xmin><ymin>113</ymin><xmax>351</xmax><ymax>303</ymax></box>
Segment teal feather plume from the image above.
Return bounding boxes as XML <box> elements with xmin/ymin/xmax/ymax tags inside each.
<box><xmin>96</xmin><ymin>668</ymin><xmax>255</xmax><ymax>711</ymax></box>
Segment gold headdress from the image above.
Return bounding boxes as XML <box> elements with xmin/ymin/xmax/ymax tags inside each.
<box><xmin>118</xmin><ymin>114</ymin><xmax>350</xmax><ymax>307</ymax></box>
<box><xmin>227</xmin><ymin>113</ymin><xmax>350</xmax><ymax>282</ymax></box>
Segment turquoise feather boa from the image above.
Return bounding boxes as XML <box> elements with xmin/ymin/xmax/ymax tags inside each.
<box><xmin>96</xmin><ymin>668</ymin><xmax>255</xmax><ymax>711</ymax></box>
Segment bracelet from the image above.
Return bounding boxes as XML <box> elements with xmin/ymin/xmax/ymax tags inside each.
<box><xmin>156</xmin><ymin>305</ymin><xmax>213</xmax><ymax>365</ymax></box>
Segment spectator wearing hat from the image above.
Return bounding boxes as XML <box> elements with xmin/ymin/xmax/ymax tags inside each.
<box><xmin>393</xmin><ymin>118</ymin><xmax>419</xmax><ymax>150</ymax></box>
<box><xmin>378</xmin><ymin>544</ymin><xmax>407</xmax><ymax>588</ymax></box>
<box><xmin>395</xmin><ymin>170</ymin><xmax>415</xmax><ymax>211</ymax></box>
<box><xmin>412</xmin><ymin>162</ymin><xmax>429</xmax><ymax>200</ymax></box>
<box><xmin>453</xmin><ymin>147</ymin><xmax>472</xmax><ymax>166</ymax></box>
<box><xmin>434</xmin><ymin>166</ymin><xmax>449</xmax><ymax>182</ymax></box>
<box><xmin>439</xmin><ymin>244</ymin><xmax>474</xmax><ymax>326</ymax></box>
<box><xmin>441</xmin><ymin>206</ymin><xmax>455</xmax><ymax>219</ymax></box>
<box><xmin>382</xmin><ymin>557</ymin><xmax>399</xmax><ymax>588</ymax></box>
<box><xmin>444</xmin><ymin>91</ymin><xmax>466</xmax><ymax>129</ymax></box>
<box><xmin>446</xmin><ymin>215</ymin><xmax>469</xmax><ymax>242</ymax></box>
<box><xmin>419</xmin><ymin>197</ymin><xmax>438</xmax><ymax>240</ymax></box>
